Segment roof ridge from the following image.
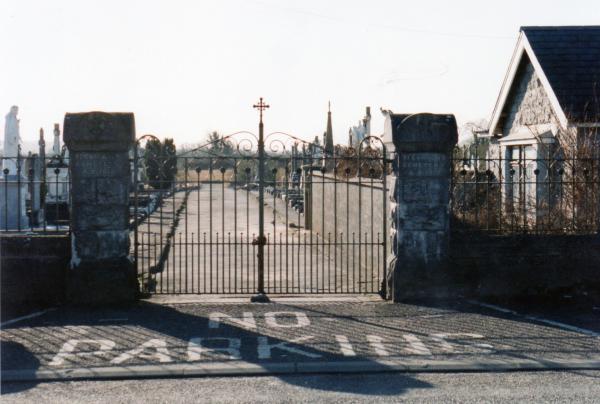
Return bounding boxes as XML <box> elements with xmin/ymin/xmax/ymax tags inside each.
<box><xmin>521</xmin><ymin>25</ymin><xmax>600</xmax><ymax>31</ymax></box>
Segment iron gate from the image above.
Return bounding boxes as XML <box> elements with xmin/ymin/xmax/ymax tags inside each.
<box><xmin>131</xmin><ymin>111</ymin><xmax>389</xmax><ymax>297</ymax></box>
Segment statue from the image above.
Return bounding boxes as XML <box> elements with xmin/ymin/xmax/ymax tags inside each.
<box><xmin>3</xmin><ymin>106</ymin><xmax>21</xmax><ymax>174</ymax></box>
<box><xmin>1</xmin><ymin>105</ymin><xmax>29</xmax><ymax>229</ymax></box>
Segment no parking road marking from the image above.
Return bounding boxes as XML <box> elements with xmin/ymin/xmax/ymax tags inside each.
<box><xmin>47</xmin><ymin>310</ymin><xmax>494</xmax><ymax>366</ymax></box>
<box><xmin>209</xmin><ymin>311</ymin><xmax>310</xmax><ymax>330</ymax></box>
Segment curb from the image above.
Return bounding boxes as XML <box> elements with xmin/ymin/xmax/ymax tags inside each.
<box><xmin>3</xmin><ymin>358</ymin><xmax>600</xmax><ymax>382</ymax></box>
<box><xmin>0</xmin><ymin>308</ymin><xmax>53</xmax><ymax>328</ymax></box>
<box><xmin>147</xmin><ymin>294</ymin><xmax>383</xmax><ymax>304</ymax></box>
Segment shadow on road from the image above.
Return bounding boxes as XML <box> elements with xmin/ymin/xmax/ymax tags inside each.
<box><xmin>0</xmin><ymin>341</ymin><xmax>40</xmax><ymax>394</ymax></box>
<box><xmin>277</xmin><ymin>372</ymin><xmax>430</xmax><ymax>395</ymax></box>
<box><xmin>0</xmin><ymin>301</ymin><xmax>433</xmax><ymax>396</ymax></box>
<box><xmin>4</xmin><ymin>296</ymin><xmax>598</xmax><ymax>396</ymax></box>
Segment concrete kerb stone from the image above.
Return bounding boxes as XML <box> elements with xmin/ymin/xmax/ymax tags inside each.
<box><xmin>147</xmin><ymin>294</ymin><xmax>383</xmax><ymax>305</ymax></box>
<box><xmin>3</xmin><ymin>358</ymin><xmax>600</xmax><ymax>382</ymax></box>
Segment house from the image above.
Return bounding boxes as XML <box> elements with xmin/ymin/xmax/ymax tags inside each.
<box><xmin>489</xmin><ymin>26</ymin><xmax>600</xmax><ymax>141</ymax></box>
<box><xmin>484</xmin><ymin>26</ymin><xmax>600</xmax><ymax>227</ymax></box>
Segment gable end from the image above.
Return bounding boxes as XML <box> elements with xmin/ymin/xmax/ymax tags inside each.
<box><xmin>498</xmin><ymin>55</ymin><xmax>557</xmax><ymax>136</ymax></box>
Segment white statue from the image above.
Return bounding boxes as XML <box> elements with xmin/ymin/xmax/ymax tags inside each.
<box><xmin>1</xmin><ymin>105</ymin><xmax>28</xmax><ymax>229</ymax></box>
<box><xmin>3</xmin><ymin>106</ymin><xmax>21</xmax><ymax>174</ymax></box>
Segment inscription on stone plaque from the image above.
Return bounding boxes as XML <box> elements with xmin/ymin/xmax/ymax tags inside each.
<box><xmin>401</xmin><ymin>179</ymin><xmax>443</xmax><ymax>204</ymax></box>
<box><xmin>73</xmin><ymin>152</ymin><xmax>128</xmax><ymax>178</ymax></box>
<box><xmin>72</xmin><ymin>179</ymin><xmax>96</xmax><ymax>204</ymax></box>
<box><xmin>96</xmin><ymin>179</ymin><xmax>128</xmax><ymax>204</ymax></box>
<box><xmin>399</xmin><ymin>154</ymin><xmax>447</xmax><ymax>177</ymax></box>
<box><xmin>74</xmin><ymin>205</ymin><xmax>128</xmax><ymax>230</ymax></box>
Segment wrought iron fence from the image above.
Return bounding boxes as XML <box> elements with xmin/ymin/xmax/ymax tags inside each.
<box><xmin>451</xmin><ymin>141</ymin><xmax>600</xmax><ymax>235</ymax></box>
<box><xmin>130</xmin><ymin>133</ymin><xmax>389</xmax><ymax>295</ymax></box>
<box><xmin>0</xmin><ymin>156</ymin><xmax>71</xmax><ymax>233</ymax></box>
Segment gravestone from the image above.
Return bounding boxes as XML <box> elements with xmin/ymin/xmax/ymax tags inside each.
<box><xmin>29</xmin><ymin>128</ymin><xmax>46</xmax><ymax>225</ymax></box>
<box><xmin>385</xmin><ymin>113</ymin><xmax>458</xmax><ymax>301</ymax></box>
<box><xmin>64</xmin><ymin>112</ymin><xmax>138</xmax><ymax>304</ymax></box>
<box><xmin>0</xmin><ymin>106</ymin><xmax>29</xmax><ymax>230</ymax></box>
<box><xmin>45</xmin><ymin>123</ymin><xmax>70</xmax><ymax>223</ymax></box>
<box><xmin>29</xmin><ymin>153</ymin><xmax>44</xmax><ymax>225</ymax></box>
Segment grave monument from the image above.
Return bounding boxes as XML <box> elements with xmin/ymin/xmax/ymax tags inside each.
<box><xmin>1</xmin><ymin>106</ymin><xmax>29</xmax><ymax>230</ymax></box>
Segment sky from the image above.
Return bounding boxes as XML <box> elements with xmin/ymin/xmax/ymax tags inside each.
<box><xmin>2</xmin><ymin>0</ymin><xmax>599</xmax><ymax>151</ymax></box>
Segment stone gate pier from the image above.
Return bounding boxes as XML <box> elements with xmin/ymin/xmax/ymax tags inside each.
<box><xmin>64</xmin><ymin>112</ymin><xmax>139</xmax><ymax>304</ymax></box>
<box><xmin>384</xmin><ymin>113</ymin><xmax>458</xmax><ymax>301</ymax></box>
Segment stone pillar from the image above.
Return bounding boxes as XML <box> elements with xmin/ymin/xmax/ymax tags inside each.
<box><xmin>386</xmin><ymin>113</ymin><xmax>457</xmax><ymax>301</ymax></box>
<box><xmin>64</xmin><ymin>112</ymin><xmax>138</xmax><ymax>304</ymax></box>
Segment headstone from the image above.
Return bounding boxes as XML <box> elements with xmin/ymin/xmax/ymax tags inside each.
<box><xmin>31</xmin><ymin>128</ymin><xmax>46</xmax><ymax>225</ymax></box>
<box><xmin>385</xmin><ymin>113</ymin><xmax>458</xmax><ymax>301</ymax></box>
<box><xmin>45</xmin><ymin>123</ymin><xmax>70</xmax><ymax>222</ymax></box>
<box><xmin>53</xmin><ymin>122</ymin><xmax>61</xmax><ymax>156</ymax></box>
<box><xmin>25</xmin><ymin>147</ymin><xmax>44</xmax><ymax>226</ymax></box>
<box><xmin>30</xmin><ymin>156</ymin><xmax>44</xmax><ymax>225</ymax></box>
<box><xmin>64</xmin><ymin>111</ymin><xmax>138</xmax><ymax>304</ymax></box>
<box><xmin>0</xmin><ymin>106</ymin><xmax>29</xmax><ymax>230</ymax></box>
<box><xmin>39</xmin><ymin>127</ymin><xmax>46</xmax><ymax>161</ymax></box>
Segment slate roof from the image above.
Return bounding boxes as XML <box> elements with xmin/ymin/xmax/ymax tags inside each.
<box><xmin>522</xmin><ymin>26</ymin><xmax>600</xmax><ymax>123</ymax></box>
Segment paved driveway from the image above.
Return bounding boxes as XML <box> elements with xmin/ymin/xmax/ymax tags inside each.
<box><xmin>149</xmin><ymin>186</ymin><xmax>381</xmax><ymax>294</ymax></box>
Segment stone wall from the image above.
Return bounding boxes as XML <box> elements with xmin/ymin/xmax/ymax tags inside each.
<box><xmin>1</xmin><ymin>235</ymin><xmax>70</xmax><ymax>317</ymax></box>
<box><xmin>449</xmin><ymin>233</ymin><xmax>600</xmax><ymax>300</ymax></box>
<box><xmin>501</xmin><ymin>56</ymin><xmax>556</xmax><ymax>135</ymax></box>
<box><xmin>308</xmin><ymin>171</ymin><xmax>386</xmax><ymax>285</ymax></box>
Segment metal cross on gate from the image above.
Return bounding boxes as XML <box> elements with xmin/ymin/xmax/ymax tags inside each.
<box><xmin>251</xmin><ymin>97</ymin><xmax>270</xmax><ymax>303</ymax></box>
<box><xmin>253</xmin><ymin>97</ymin><xmax>270</xmax><ymax>123</ymax></box>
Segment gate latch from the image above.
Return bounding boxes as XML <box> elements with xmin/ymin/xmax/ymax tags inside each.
<box><xmin>252</xmin><ymin>235</ymin><xmax>267</xmax><ymax>246</ymax></box>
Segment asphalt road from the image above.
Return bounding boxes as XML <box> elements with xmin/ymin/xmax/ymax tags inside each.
<box><xmin>3</xmin><ymin>371</ymin><xmax>600</xmax><ymax>403</ymax></box>
<box><xmin>2</xmin><ymin>298</ymin><xmax>599</xmax><ymax>402</ymax></box>
<box><xmin>2</xmin><ymin>299</ymin><xmax>599</xmax><ymax>374</ymax></box>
